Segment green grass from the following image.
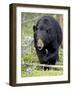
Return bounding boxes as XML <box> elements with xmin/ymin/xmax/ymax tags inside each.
<box><xmin>21</xmin><ymin>69</ymin><xmax>63</xmax><ymax>77</ymax></box>
<box><xmin>21</xmin><ymin>47</ymin><xmax>63</xmax><ymax>77</ymax></box>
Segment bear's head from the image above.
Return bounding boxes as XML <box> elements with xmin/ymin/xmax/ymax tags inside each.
<box><xmin>33</xmin><ymin>17</ymin><xmax>55</xmax><ymax>51</ymax></box>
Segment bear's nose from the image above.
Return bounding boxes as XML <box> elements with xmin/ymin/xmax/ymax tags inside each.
<box><xmin>37</xmin><ymin>39</ymin><xmax>44</xmax><ymax>50</ymax></box>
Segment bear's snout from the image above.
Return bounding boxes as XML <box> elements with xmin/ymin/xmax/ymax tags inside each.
<box><xmin>37</xmin><ymin>39</ymin><xmax>44</xmax><ymax>50</ymax></box>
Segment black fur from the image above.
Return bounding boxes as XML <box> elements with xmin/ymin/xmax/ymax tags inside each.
<box><xmin>33</xmin><ymin>16</ymin><xmax>62</xmax><ymax>70</ymax></box>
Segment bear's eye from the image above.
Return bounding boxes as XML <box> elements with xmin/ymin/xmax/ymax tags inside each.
<box><xmin>46</xmin><ymin>28</ymin><xmax>51</xmax><ymax>33</ymax></box>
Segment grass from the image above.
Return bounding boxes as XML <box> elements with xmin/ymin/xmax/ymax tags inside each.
<box><xmin>21</xmin><ymin>47</ymin><xmax>63</xmax><ymax>77</ymax></box>
<box><xmin>21</xmin><ymin>69</ymin><xmax>63</xmax><ymax>77</ymax></box>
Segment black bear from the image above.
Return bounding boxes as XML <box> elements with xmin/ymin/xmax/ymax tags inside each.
<box><xmin>33</xmin><ymin>16</ymin><xmax>62</xmax><ymax>70</ymax></box>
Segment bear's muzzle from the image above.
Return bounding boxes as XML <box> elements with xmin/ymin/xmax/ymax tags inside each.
<box><xmin>37</xmin><ymin>39</ymin><xmax>44</xmax><ymax>50</ymax></box>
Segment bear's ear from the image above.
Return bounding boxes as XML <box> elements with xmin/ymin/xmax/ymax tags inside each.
<box><xmin>33</xmin><ymin>25</ymin><xmax>37</xmax><ymax>32</ymax></box>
